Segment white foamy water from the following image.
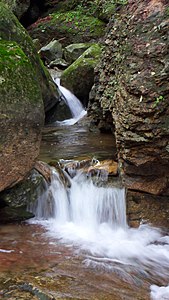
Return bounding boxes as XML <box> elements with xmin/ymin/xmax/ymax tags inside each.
<box><xmin>150</xmin><ymin>285</ymin><xmax>169</xmax><ymax>299</ymax></box>
<box><xmin>0</xmin><ymin>249</ymin><xmax>14</xmax><ymax>253</ymax></box>
<box><xmin>29</xmin><ymin>170</ymin><xmax>169</xmax><ymax>280</ymax></box>
<box><xmin>54</xmin><ymin>78</ymin><xmax>87</xmax><ymax>125</ymax></box>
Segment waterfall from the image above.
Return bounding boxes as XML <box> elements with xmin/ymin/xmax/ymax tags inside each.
<box><xmin>30</xmin><ymin>169</ymin><xmax>126</xmax><ymax>228</ymax></box>
<box><xmin>29</xmin><ymin>167</ymin><xmax>169</xmax><ymax>280</ymax></box>
<box><xmin>54</xmin><ymin>78</ymin><xmax>87</xmax><ymax>125</ymax></box>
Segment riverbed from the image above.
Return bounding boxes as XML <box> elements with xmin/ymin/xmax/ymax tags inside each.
<box><xmin>0</xmin><ymin>118</ymin><xmax>169</xmax><ymax>300</ymax></box>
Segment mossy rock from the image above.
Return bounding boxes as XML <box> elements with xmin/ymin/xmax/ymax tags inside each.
<box><xmin>39</xmin><ymin>39</ymin><xmax>63</xmax><ymax>65</ymax></box>
<box><xmin>28</xmin><ymin>9</ymin><xmax>106</xmax><ymax>47</ymax></box>
<box><xmin>0</xmin><ymin>40</ymin><xmax>44</xmax><ymax>192</ymax></box>
<box><xmin>64</xmin><ymin>43</ymin><xmax>94</xmax><ymax>64</ymax></box>
<box><xmin>61</xmin><ymin>44</ymin><xmax>103</xmax><ymax>106</ymax></box>
<box><xmin>45</xmin><ymin>0</ymin><xmax>81</xmax><ymax>12</ymax></box>
<box><xmin>0</xmin><ymin>0</ymin><xmax>30</xmax><ymax>19</ymax></box>
<box><xmin>0</xmin><ymin>2</ymin><xmax>60</xmax><ymax>112</ymax></box>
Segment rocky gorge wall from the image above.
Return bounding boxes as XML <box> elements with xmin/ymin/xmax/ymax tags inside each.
<box><xmin>89</xmin><ymin>0</ymin><xmax>169</xmax><ymax>226</ymax></box>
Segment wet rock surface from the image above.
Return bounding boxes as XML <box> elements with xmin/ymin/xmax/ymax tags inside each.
<box><xmin>0</xmin><ymin>224</ymin><xmax>153</xmax><ymax>300</ymax></box>
<box><xmin>0</xmin><ymin>167</ymin><xmax>49</xmax><ymax>223</ymax></box>
<box><xmin>89</xmin><ymin>0</ymin><xmax>169</xmax><ymax>201</ymax></box>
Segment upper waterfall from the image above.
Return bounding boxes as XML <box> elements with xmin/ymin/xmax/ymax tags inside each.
<box><xmin>54</xmin><ymin>78</ymin><xmax>87</xmax><ymax>125</ymax></box>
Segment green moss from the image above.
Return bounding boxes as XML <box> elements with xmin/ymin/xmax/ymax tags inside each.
<box><xmin>165</xmin><ymin>7</ymin><xmax>169</xmax><ymax>17</ymax></box>
<box><xmin>0</xmin><ymin>40</ymin><xmax>42</xmax><ymax>112</ymax></box>
<box><xmin>37</xmin><ymin>10</ymin><xmax>105</xmax><ymax>37</ymax></box>
<box><xmin>61</xmin><ymin>44</ymin><xmax>103</xmax><ymax>105</ymax></box>
<box><xmin>63</xmin><ymin>44</ymin><xmax>102</xmax><ymax>77</ymax></box>
<box><xmin>0</xmin><ymin>40</ymin><xmax>29</xmax><ymax>70</ymax></box>
<box><xmin>0</xmin><ymin>2</ymin><xmax>58</xmax><ymax>110</ymax></box>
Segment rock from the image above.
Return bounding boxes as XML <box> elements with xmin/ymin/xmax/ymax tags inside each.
<box><xmin>64</xmin><ymin>43</ymin><xmax>93</xmax><ymax>64</ymax></box>
<box><xmin>32</xmin><ymin>38</ymin><xmax>41</xmax><ymax>51</ymax></box>
<box><xmin>0</xmin><ymin>169</ymin><xmax>48</xmax><ymax>223</ymax></box>
<box><xmin>45</xmin><ymin>98</ymin><xmax>72</xmax><ymax>123</ymax></box>
<box><xmin>28</xmin><ymin>9</ymin><xmax>106</xmax><ymax>47</ymax></box>
<box><xmin>39</xmin><ymin>40</ymin><xmax>63</xmax><ymax>65</ymax></box>
<box><xmin>58</xmin><ymin>158</ymin><xmax>118</xmax><ymax>179</ymax></box>
<box><xmin>0</xmin><ymin>0</ymin><xmax>30</xmax><ymax>19</ymax></box>
<box><xmin>49</xmin><ymin>58</ymin><xmax>69</xmax><ymax>69</ymax></box>
<box><xmin>34</xmin><ymin>161</ymin><xmax>52</xmax><ymax>184</ymax></box>
<box><xmin>49</xmin><ymin>161</ymin><xmax>71</xmax><ymax>188</ymax></box>
<box><xmin>0</xmin><ymin>3</ymin><xmax>60</xmax><ymax>114</ymax></box>
<box><xmin>89</xmin><ymin>1</ymin><xmax>169</xmax><ymax>197</ymax></box>
<box><xmin>93</xmin><ymin>0</ymin><xmax>118</xmax><ymax>23</ymax></box>
<box><xmin>127</xmin><ymin>191</ymin><xmax>169</xmax><ymax>228</ymax></box>
<box><xmin>61</xmin><ymin>44</ymin><xmax>103</xmax><ymax>107</ymax></box>
<box><xmin>0</xmin><ymin>40</ymin><xmax>44</xmax><ymax>192</ymax></box>
<box><xmin>88</xmin><ymin>159</ymin><xmax>118</xmax><ymax>176</ymax></box>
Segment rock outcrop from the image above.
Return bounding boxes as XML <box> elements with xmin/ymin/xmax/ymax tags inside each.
<box><xmin>0</xmin><ymin>3</ymin><xmax>60</xmax><ymax>114</ymax></box>
<box><xmin>89</xmin><ymin>0</ymin><xmax>169</xmax><ymax>225</ymax></box>
<box><xmin>0</xmin><ymin>3</ymin><xmax>59</xmax><ymax>192</ymax></box>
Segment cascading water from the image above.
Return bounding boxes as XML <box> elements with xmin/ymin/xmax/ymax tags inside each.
<box><xmin>54</xmin><ymin>78</ymin><xmax>87</xmax><ymax>125</ymax></box>
<box><xmin>30</xmin><ymin>166</ymin><xmax>169</xmax><ymax>291</ymax></box>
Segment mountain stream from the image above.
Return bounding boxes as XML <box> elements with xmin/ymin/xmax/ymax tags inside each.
<box><xmin>0</xmin><ymin>89</ymin><xmax>169</xmax><ymax>300</ymax></box>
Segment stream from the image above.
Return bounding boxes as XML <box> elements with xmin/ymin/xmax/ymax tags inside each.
<box><xmin>0</xmin><ymin>88</ymin><xmax>169</xmax><ymax>300</ymax></box>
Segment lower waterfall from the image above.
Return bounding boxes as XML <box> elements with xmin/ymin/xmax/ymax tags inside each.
<box><xmin>29</xmin><ymin>168</ymin><xmax>169</xmax><ymax>284</ymax></box>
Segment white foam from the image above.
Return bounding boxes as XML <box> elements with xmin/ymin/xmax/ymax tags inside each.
<box><xmin>0</xmin><ymin>249</ymin><xmax>14</xmax><ymax>253</ymax></box>
<box><xmin>150</xmin><ymin>284</ymin><xmax>169</xmax><ymax>299</ymax></box>
<box><xmin>54</xmin><ymin>78</ymin><xmax>87</xmax><ymax>125</ymax></box>
<box><xmin>30</xmin><ymin>171</ymin><xmax>169</xmax><ymax>279</ymax></box>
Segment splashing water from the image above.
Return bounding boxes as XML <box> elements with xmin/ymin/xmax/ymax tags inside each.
<box><xmin>54</xmin><ymin>78</ymin><xmax>87</xmax><ymax>125</ymax></box>
<box><xmin>29</xmin><ymin>168</ymin><xmax>169</xmax><ymax>283</ymax></box>
<box><xmin>150</xmin><ymin>284</ymin><xmax>169</xmax><ymax>300</ymax></box>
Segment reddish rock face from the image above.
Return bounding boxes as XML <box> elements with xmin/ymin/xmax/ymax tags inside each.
<box><xmin>89</xmin><ymin>0</ymin><xmax>169</xmax><ymax>226</ymax></box>
<box><xmin>90</xmin><ymin>0</ymin><xmax>169</xmax><ymax>197</ymax></box>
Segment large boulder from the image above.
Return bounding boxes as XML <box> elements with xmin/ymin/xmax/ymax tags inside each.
<box><xmin>0</xmin><ymin>40</ymin><xmax>44</xmax><ymax>191</ymax></box>
<box><xmin>0</xmin><ymin>2</ymin><xmax>60</xmax><ymax>113</ymax></box>
<box><xmin>28</xmin><ymin>9</ymin><xmax>106</xmax><ymax>47</ymax></box>
<box><xmin>61</xmin><ymin>44</ymin><xmax>103</xmax><ymax>107</ymax></box>
<box><xmin>89</xmin><ymin>1</ymin><xmax>169</xmax><ymax>225</ymax></box>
